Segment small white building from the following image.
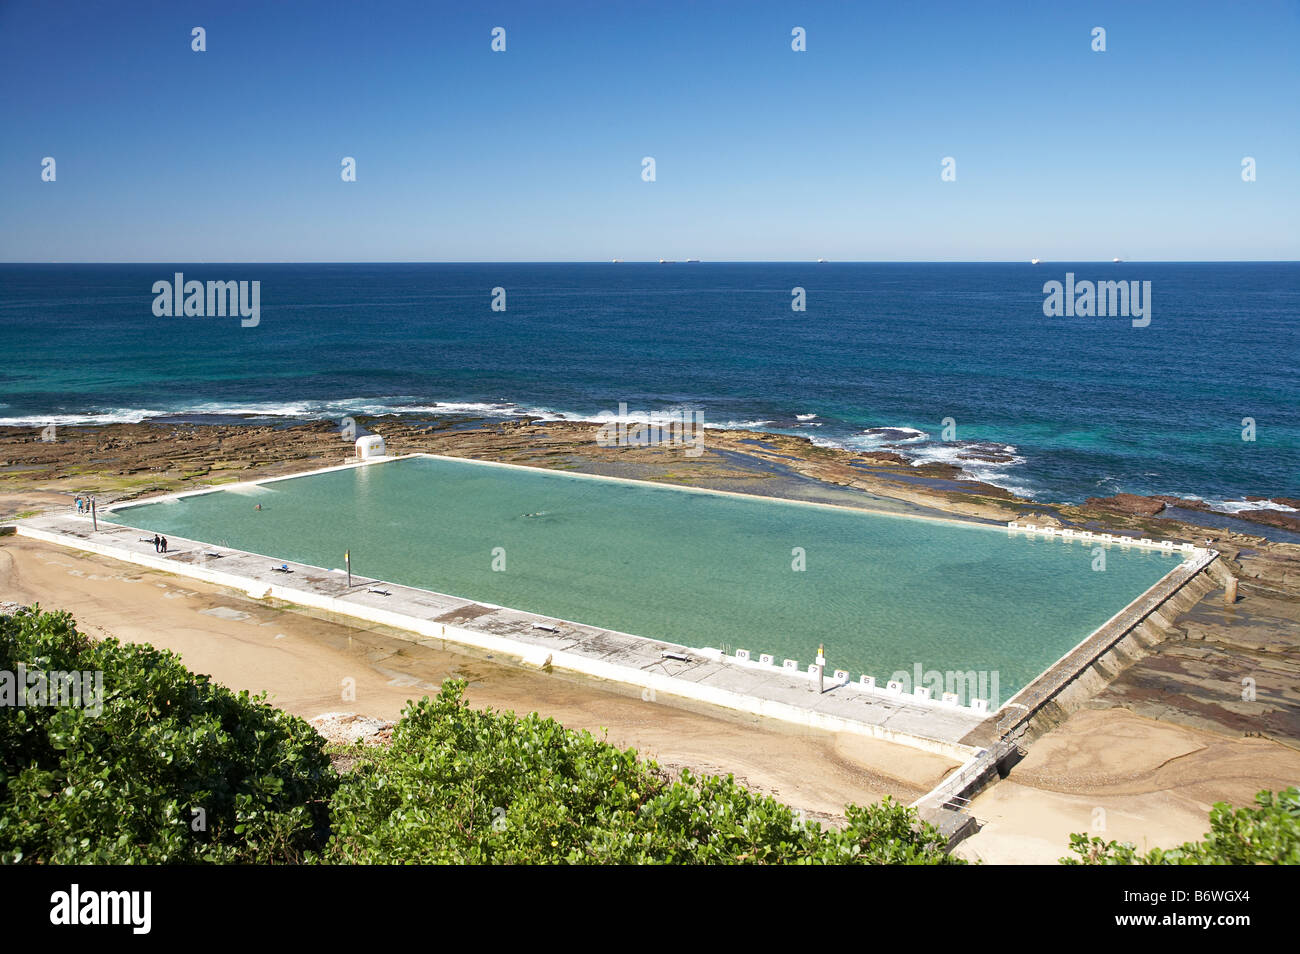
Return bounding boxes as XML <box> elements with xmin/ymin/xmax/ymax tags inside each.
<box><xmin>355</xmin><ymin>434</ymin><xmax>386</xmax><ymax>460</ymax></box>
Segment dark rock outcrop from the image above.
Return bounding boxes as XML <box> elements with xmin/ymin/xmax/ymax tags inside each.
<box><xmin>1084</xmin><ymin>493</ymin><xmax>1166</xmax><ymax>517</ymax></box>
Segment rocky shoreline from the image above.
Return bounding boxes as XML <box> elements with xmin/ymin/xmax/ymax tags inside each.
<box><xmin>2</xmin><ymin>415</ymin><xmax>1295</xmax><ymax>534</ymax></box>
<box><xmin>1083</xmin><ymin>491</ymin><xmax>1300</xmax><ymax>534</ymax></box>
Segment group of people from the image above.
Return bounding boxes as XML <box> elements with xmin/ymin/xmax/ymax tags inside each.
<box><xmin>73</xmin><ymin>494</ymin><xmax>170</xmax><ymax>552</ymax></box>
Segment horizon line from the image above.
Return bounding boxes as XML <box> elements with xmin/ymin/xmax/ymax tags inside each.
<box><xmin>3</xmin><ymin>259</ymin><xmax>1298</xmax><ymax>266</ymax></box>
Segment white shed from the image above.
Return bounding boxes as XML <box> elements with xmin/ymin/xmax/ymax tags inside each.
<box><xmin>355</xmin><ymin>435</ymin><xmax>386</xmax><ymax>460</ymax></box>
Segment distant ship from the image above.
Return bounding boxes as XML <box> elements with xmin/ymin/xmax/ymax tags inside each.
<box><xmin>1030</xmin><ymin>258</ymin><xmax>1041</xmax><ymax>265</ymax></box>
<box><xmin>611</xmin><ymin>258</ymin><xmax>623</xmax><ymax>263</ymax></box>
<box><xmin>659</xmin><ymin>258</ymin><xmax>676</xmax><ymax>264</ymax></box>
<box><xmin>1113</xmin><ymin>257</ymin><xmax>1123</xmax><ymax>263</ymax></box>
<box><xmin>685</xmin><ymin>258</ymin><xmax>700</xmax><ymax>263</ymax></box>
<box><xmin>817</xmin><ymin>257</ymin><xmax>827</xmax><ymax>263</ymax></box>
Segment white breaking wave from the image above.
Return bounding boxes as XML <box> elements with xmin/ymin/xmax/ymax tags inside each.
<box><xmin>795</xmin><ymin>413</ymin><xmax>818</xmax><ymax>421</ymax></box>
<box><xmin>1208</xmin><ymin>498</ymin><xmax>1298</xmax><ymax>514</ymax></box>
<box><xmin>186</xmin><ymin>400</ymin><xmax>345</xmax><ymax>417</ymax></box>
<box><xmin>803</xmin><ymin>426</ymin><xmax>1038</xmax><ymax>498</ymax></box>
<box><xmin>367</xmin><ymin>401</ymin><xmax>571</xmax><ymax>421</ymax></box>
<box><xmin>906</xmin><ymin>443</ymin><xmax>1037</xmax><ymax>498</ymax></box>
<box><xmin>705</xmin><ymin>419</ymin><xmax>775</xmax><ymax>430</ymax></box>
<box><xmin>181</xmin><ymin>398</ymin><xmax>575</xmax><ymax>422</ymax></box>
<box><xmin>867</xmin><ymin>426</ymin><xmax>928</xmax><ymax>442</ymax></box>
<box><xmin>584</xmin><ymin>404</ymin><xmax>705</xmax><ymax>426</ymax></box>
<box><xmin>0</xmin><ymin>398</ymin><xmax>573</xmax><ymax>427</ymax></box>
<box><xmin>807</xmin><ymin>434</ymin><xmax>845</xmax><ymax>450</ymax></box>
<box><xmin>904</xmin><ymin>442</ymin><xmax>1022</xmax><ymax>467</ymax></box>
<box><xmin>831</xmin><ymin>427</ymin><xmax>930</xmax><ymax>450</ymax></box>
<box><xmin>0</xmin><ymin>408</ymin><xmax>164</xmax><ymax>426</ymax></box>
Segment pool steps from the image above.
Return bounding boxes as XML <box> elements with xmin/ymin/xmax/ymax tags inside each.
<box><xmin>1006</xmin><ymin>521</ymin><xmax>1205</xmax><ymax>555</ymax></box>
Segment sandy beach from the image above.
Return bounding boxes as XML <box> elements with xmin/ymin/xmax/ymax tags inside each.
<box><xmin>957</xmin><ymin>708</ymin><xmax>1300</xmax><ymax>863</ymax></box>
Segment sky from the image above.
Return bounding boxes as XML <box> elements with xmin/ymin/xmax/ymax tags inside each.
<box><xmin>1</xmin><ymin>0</ymin><xmax>1297</xmax><ymax>262</ymax></box>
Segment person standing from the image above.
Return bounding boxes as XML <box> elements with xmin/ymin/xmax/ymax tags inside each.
<box><xmin>153</xmin><ymin>534</ymin><xmax>161</xmax><ymax>552</ymax></box>
<box><xmin>160</xmin><ymin>536</ymin><xmax>168</xmax><ymax>554</ymax></box>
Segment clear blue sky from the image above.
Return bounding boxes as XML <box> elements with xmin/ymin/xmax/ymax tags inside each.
<box><xmin>2</xmin><ymin>0</ymin><xmax>1296</xmax><ymax>262</ymax></box>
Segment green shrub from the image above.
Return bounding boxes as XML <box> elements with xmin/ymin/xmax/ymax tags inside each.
<box><xmin>0</xmin><ymin>606</ymin><xmax>959</xmax><ymax>865</ymax></box>
<box><xmin>320</xmin><ymin>679</ymin><xmax>959</xmax><ymax>865</ymax></box>
<box><xmin>0</xmin><ymin>606</ymin><xmax>337</xmax><ymax>863</ymax></box>
<box><xmin>1063</xmin><ymin>787</ymin><xmax>1300</xmax><ymax>865</ymax></box>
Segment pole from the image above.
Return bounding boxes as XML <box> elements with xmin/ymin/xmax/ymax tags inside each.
<box><xmin>91</xmin><ymin>496</ymin><xmax>97</xmax><ymax>532</ymax></box>
<box><xmin>345</xmin><ymin>549</ymin><xmax>351</xmax><ymax>588</ymax></box>
<box><xmin>816</xmin><ymin>643</ymin><xmax>826</xmax><ymax>693</ymax></box>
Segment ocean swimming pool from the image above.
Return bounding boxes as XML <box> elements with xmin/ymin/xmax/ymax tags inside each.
<box><xmin>112</xmin><ymin>455</ymin><xmax>1180</xmax><ymax>699</ymax></box>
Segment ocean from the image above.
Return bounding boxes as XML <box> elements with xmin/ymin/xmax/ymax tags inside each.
<box><xmin>2</xmin><ymin>262</ymin><xmax>1296</xmax><ymax>508</ymax></box>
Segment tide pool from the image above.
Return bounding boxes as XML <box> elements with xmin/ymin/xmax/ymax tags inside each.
<box><xmin>113</xmin><ymin>456</ymin><xmax>1178</xmax><ymax>699</ymax></box>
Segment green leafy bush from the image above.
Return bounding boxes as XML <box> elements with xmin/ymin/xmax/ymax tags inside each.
<box><xmin>1063</xmin><ymin>787</ymin><xmax>1300</xmax><ymax>865</ymax></box>
<box><xmin>0</xmin><ymin>607</ymin><xmax>337</xmax><ymax>863</ymax></box>
<box><xmin>1</xmin><ymin>606</ymin><xmax>959</xmax><ymax>865</ymax></box>
<box><xmin>320</xmin><ymin>679</ymin><xmax>959</xmax><ymax>864</ymax></box>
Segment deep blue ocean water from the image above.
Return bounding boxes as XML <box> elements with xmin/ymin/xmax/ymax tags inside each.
<box><xmin>2</xmin><ymin>263</ymin><xmax>1296</xmax><ymax>506</ymax></box>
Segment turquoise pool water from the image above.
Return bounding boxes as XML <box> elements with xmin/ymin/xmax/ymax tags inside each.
<box><xmin>114</xmin><ymin>456</ymin><xmax>1178</xmax><ymax>698</ymax></box>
